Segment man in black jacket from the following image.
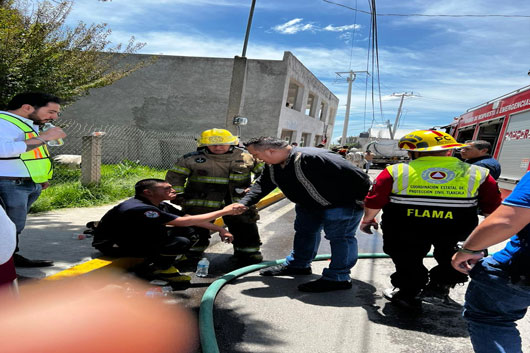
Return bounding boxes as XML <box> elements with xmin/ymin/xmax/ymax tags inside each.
<box><xmin>238</xmin><ymin>137</ymin><xmax>371</xmax><ymax>292</ymax></box>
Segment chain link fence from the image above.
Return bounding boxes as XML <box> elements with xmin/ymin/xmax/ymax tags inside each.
<box><xmin>48</xmin><ymin>118</ymin><xmax>198</xmax><ymax>184</ymax></box>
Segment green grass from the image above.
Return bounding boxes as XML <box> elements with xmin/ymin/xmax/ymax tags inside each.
<box><xmin>30</xmin><ymin>160</ymin><xmax>166</xmax><ymax>213</ymax></box>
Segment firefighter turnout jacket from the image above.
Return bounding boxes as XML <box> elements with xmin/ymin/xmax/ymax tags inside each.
<box><xmin>166</xmin><ymin>147</ymin><xmax>264</xmax><ymax>218</ymax></box>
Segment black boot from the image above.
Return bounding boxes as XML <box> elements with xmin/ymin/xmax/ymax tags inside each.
<box><xmin>14</xmin><ymin>254</ymin><xmax>54</xmax><ymax>267</ymax></box>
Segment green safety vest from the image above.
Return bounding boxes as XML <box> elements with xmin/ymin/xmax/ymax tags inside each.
<box><xmin>0</xmin><ymin>113</ymin><xmax>53</xmax><ymax>183</ymax></box>
<box><xmin>386</xmin><ymin>156</ymin><xmax>489</xmax><ymax>209</ymax></box>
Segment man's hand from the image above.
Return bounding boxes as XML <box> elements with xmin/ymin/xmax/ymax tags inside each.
<box><xmin>219</xmin><ymin>229</ymin><xmax>234</xmax><ymax>243</ymax></box>
<box><xmin>451</xmin><ymin>251</ymin><xmax>484</xmax><ymax>274</ymax></box>
<box><xmin>39</xmin><ymin>126</ymin><xmax>66</xmax><ymax>141</ymax></box>
<box><xmin>40</xmin><ymin>182</ymin><xmax>50</xmax><ymax>190</ymax></box>
<box><xmin>360</xmin><ymin>218</ymin><xmax>379</xmax><ymax>234</ymax></box>
<box><xmin>222</xmin><ymin>203</ymin><xmax>248</xmax><ymax>215</ymax></box>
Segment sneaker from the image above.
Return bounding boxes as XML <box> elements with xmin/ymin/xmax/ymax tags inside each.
<box><xmin>298</xmin><ymin>278</ymin><xmax>352</xmax><ymax>292</ymax></box>
<box><xmin>383</xmin><ymin>288</ymin><xmax>422</xmax><ymax>311</ymax></box>
<box><xmin>259</xmin><ymin>264</ymin><xmax>312</xmax><ymax>276</ymax></box>
<box><xmin>151</xmin><ymin>266</ymin><xmax>191</xmax><ymax>283</ymax></box>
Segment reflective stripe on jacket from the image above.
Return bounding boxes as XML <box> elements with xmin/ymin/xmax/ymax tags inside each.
<box><xmin>383</xmin><ymin>156</ymin><xmax>489</xmax><ymax>225</ymax></box>
<box><xmin>387</xmin><ymin>156</ymin><xmax>488</xmax><ymax>200</ymax></box>
<box><xmin>0</xmin><ymin>114</ymin><xmax>53</xmax><ymax>183</ymax></box>
<box><xmin>166</xmin><ymin>147</ymin><xmax>264</xmax><ymax>212</ymax></box>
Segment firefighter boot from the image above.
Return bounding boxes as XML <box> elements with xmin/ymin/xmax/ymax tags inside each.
<box><xmin>420</xmin><ymin>282</ymin><xmax>460</xmax><ymax>307</ymax></box>
<box><xmin>150</xmin><ymin>265</ymin><xmax>192</xmax><ymax>284</ymax></box>
<box><xmin>174</xmin><ymin>253</ymin><xmax>202</xmax><ymax>271</ymax></box>
<box><xmin>232</xmin><ymin>250</ymin><xmax>263</xmax><ymax>265</ymax></box>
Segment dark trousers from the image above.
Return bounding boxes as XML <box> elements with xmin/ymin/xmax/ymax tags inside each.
<box><xmin>189</xmin><ymin>215</ymin><xmax>261</xmax><ymax>256</ymax></box>
<box><xmin>382</xmin><ymin>222</ymin><xmax>471</xmax><ymax>295</ymax></box>
<box><xmin>105</xmin><ymin>228</ymin><xmax>193</xmax><ymax>269</ymax></box>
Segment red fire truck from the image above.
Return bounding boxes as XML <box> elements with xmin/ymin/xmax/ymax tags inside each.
<box><xmin>447</xmin><ymin>85</ymin><xmax>530</xmax><ymax>198</ymax></box>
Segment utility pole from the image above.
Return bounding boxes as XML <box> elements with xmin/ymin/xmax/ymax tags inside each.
<box><xmin>390</xmin><ymin>92</ymin><xmax>413</xmax><ymax>139</ymax></box>
<box><xmin>241</xmin><ymin>0</ymin><xmax>256</xmax><ymax>57</ymax></box>
<box><xmin>225</xmin><ymin>0</ymin><xmax>256</xmax><ymax>134</ymax></box>
<box><xmin>335</xmin><ymin>70</ymin><xmax>369</xmax><ymax>145</ymax></box>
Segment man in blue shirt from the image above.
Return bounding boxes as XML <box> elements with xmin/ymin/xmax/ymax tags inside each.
<box><xmin>459</xmin><ymin>140</ymin><xmax>501</xmax><ymax>180</ymax></box>
<box><xmin>452</xmin><ymin>171</ymin><xmax>530</xmax><ymax>353</ymax></box>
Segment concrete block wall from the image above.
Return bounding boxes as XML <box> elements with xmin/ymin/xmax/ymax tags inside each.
<box><xmin>61</xmin><ymin>51</ymin><xmax>338</xmax><ymax>163</ymax></box>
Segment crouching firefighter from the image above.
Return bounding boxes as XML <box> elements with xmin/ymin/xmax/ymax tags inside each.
<box><xmin>166</xmin><ymin>128</ymin><xmax>265</xmax><ymax>265</ymax></box>
<box><xmin>361</xmin><ymin>130</ymin><xmax>502</xmax><ymax>311</ymax></box>
<box><xmin>91</xmin><ymin>179</ymin><xmax>243</xmax><ymax>284</ymax></box>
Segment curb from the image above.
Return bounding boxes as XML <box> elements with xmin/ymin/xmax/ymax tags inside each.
<box><xmin>44</xmin><ymin>190</ymin><xmax>286</xmax><ymax>281</ymax></box>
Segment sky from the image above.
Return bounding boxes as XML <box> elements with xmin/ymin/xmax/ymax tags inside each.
<box><xmin>64</xmin><ymin>0</ymin><xmax>530</xmax><ymax>141</ymax></box>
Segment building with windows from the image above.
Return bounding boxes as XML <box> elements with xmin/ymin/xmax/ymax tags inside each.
<box><xmin>62</xmin><ymin>51</ymin><xmax>338</xmax><ymax>147</ymax></box>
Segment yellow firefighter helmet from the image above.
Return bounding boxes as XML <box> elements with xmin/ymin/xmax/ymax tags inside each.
<box><xmin>197</xmin><ymin>128</ymin><xmax>239</xmax><ymax>147</ymax></box>
<box><xmin>398</xmin><ymin>130</ymin><xmax>467</xmax><ymax>152</ymax></box>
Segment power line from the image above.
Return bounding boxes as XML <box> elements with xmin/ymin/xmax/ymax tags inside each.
<box><xmin>323</xmin><ymin>0</ymin><xmax>530</xmax><ymax>18</ymax></box>
<box><xmin>347</xmin><ymin>0</ymin><xmax>358</xmax><ymax>70</ymax></box>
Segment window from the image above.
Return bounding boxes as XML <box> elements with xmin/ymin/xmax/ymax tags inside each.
<box><xmin>301</xmin><ymin>132</ymin><xmax>311</xmax><ymax>146</ymax></box>
<box><xmin>319</xmin><ymin>102</ymin><xmax>327</xmax><ymax>121</ymax></box>
<box><xmin>287</xmin><ymin>80</ymin><xmax>302</xmax><ymax>111</ymax></box>
<box><xmin>305</xmin><ymin>93</ymin><xmax>316</xmax><ymax>117</ymax></box>
<box><xmin>281</xmin><ymin>129</ymin><xmax>294</xmax><ymax>143</ymax></box>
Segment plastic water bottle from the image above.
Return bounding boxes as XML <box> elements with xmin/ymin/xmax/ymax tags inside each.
<box><xmin>41</xmin><ymin>122</ymin><xmax>64</xmax><ymax>146</ymax></box>
<box><xmin>196</xmin><ymin>257</ymin><xmax>209</xmax><ymax>277</ymax></box>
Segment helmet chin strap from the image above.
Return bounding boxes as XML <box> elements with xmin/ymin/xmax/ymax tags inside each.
<box><xmin>202</xmin><ymin>145</ymin><xmax>235</xmax><ymax>154</ymax></box>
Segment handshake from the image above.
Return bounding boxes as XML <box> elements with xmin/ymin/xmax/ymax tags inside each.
<box><xmin>222</xmin><ymin>203</ymin><xmax>248</xmax><ymax>215</ymax></box>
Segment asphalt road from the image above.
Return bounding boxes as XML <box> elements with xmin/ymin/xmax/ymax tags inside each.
<box><xmin>16</xmin><ymin>167</ymin><xmax>530</xmax><ymax>353</ymax></box>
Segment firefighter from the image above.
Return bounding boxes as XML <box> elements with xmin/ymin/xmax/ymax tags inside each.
<box><xmin>361</xmin><ymin>130</ymin><xmax>502</xmax><ymax>311</ymax></box>
<box><xmin>91</xmin><ymin>179</ymin><xmax>240</xmax><ymax>285</ymax></box>
<box><xmin>166</xmin><ymin>128</ymin><xmax>265</xmax><ymax>265</ymax></box>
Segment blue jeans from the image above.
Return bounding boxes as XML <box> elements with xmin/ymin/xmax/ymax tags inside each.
<box><xmin>365</xmin><ymin>161</ymin><xmax>372</xmax><ymax>173</ymax></box>
<box><xmin>284</xmin><ymin>205</ymin><xmax>363</xmax><ymax>282</ymax></box>
<box><xmin>464</xmin><ymin>257</ymin><xmax>530</xmax><ymax>353</ymax></box>
<box><xmin>0</xmin><ymin>179</ymin><xmax>42</xmax><ymax>251</ymax></box>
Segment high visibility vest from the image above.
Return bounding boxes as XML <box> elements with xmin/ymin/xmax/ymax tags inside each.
<box><xmin>0</xmin><ymin>114</ymin><xmax>53</xmax><ymax>183</ymax></box>
<box><xmin>384</xmin><ymin>157</ymin><xmax>489</xmax><ymax>223</ymax></box>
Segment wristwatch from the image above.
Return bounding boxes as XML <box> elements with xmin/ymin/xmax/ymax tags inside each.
<box><xmin>455</xmin><ymin>241</ymin><xmax>485</xmax><ymax>255</ymax></box>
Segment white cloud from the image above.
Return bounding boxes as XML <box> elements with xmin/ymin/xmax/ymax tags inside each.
<box><xmin>271</xmin><ymin>19</ymin><xmax>360</xmax><ymax>35</ymax></box>
<box><xmin>323</xmin><ymin>24</ymin><xmax>360</xmax><ymax>32</ymax></box>
<box><xmin>65</xmin><ymin>0</ymin><xmax>530</xmax><ymax>140</ymax></box>
<box><xmin>271</xmin><ymin>18</ymin><xmax>316</xmax><ymax>34</ymax></box>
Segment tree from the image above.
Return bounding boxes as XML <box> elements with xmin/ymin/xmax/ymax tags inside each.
<box><xmin>0</xmin><ymin>0</ymin><xmax>147</xmax><ymax>106</ymax></box>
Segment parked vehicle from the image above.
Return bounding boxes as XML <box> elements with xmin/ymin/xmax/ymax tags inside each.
<box><xmin>447</xmin><ymin>85</ymin><xmax>530</xmax><ymax>198</ymax></box>
<box><xmin>365</xmin><ymin>140</ymin><xmax>409</xmax><ymax>167</ymax></box>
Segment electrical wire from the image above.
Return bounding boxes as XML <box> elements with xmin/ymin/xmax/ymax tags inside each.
<box><xmin>348</xmin><ymin>0</ymin><xmax>358</xmax><ymax>71</ymax></box>
<box><xmin>322</xmin><ymin>0</ymin><xmax>530</xmax><ymax>18</ymax></box>
<box><xmin>368</xmin><ymin>0</ymin><xmax>376</xmax><ymax>131</ymax></box>
<box><xmin>372</xmin><ymin>0</ymin><xmax>385</xmax><ymax>126</ymax></box>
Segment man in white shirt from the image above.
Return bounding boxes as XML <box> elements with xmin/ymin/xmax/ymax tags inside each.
<box><xmin>0</xmin><ymin>92</ymin><xmax>66</xmax><ymax>267</ymax></box>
